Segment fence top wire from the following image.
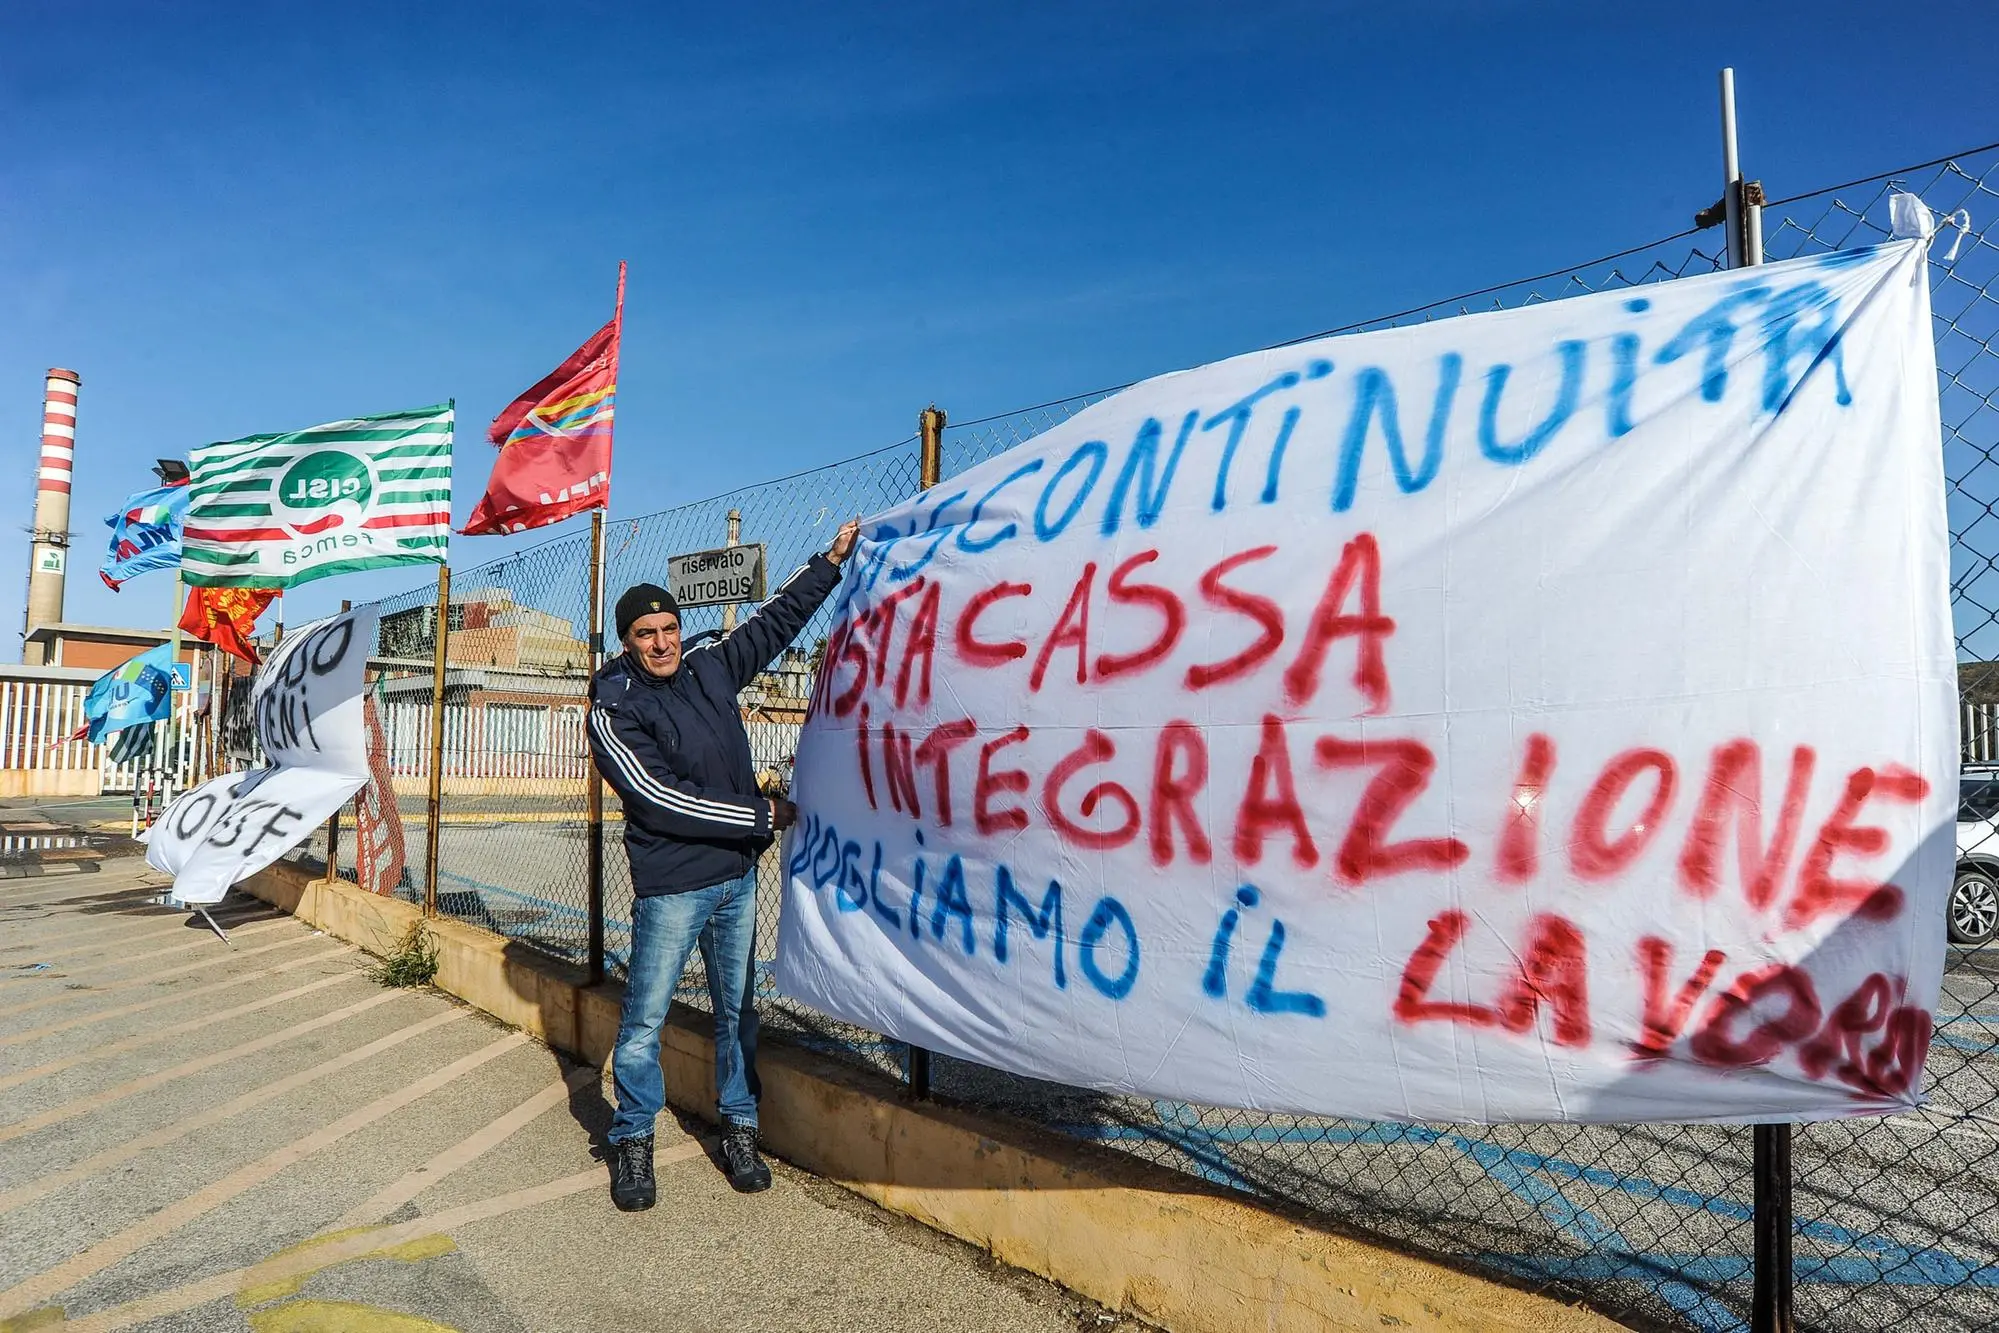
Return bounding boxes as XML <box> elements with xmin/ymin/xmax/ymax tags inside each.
<box><xmin>1765</xmin><ymin>136</ymin><xmax>1999</xmax><ymax>208</ymax></box>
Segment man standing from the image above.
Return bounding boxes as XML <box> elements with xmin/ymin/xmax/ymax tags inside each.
<box><xmin>586</xmin><ymin>517</ymin><xmax>858</xmax><ymax>1209</ymax></box>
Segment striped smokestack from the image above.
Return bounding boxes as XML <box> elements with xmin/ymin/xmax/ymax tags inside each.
<box><xmin>24</xmin><ymin>368</ymin><xmax>79</xmax><ymax>664</ymax></box>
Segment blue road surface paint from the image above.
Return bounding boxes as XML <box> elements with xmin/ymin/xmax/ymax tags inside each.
<box><xmin>1933</xmin><ymin>1032</ymin><xmax>1999</xmax><ymax>1058</ymax></box>
<box><xmin>438</xmin><ymin>868</ymin><xmax>604</xmax><ymax>927</ymax></box>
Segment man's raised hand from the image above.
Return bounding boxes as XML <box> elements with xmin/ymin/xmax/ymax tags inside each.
<box><xmin>827</xmin><ymin>516</ymin><xmax>861</xmax><ymax>566</ymax></box>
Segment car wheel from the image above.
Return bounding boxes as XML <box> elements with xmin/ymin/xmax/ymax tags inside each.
<box><xmin>1951</xmin><ymin>869</ymin><xmax>1999</xmax><ymax>946</ymax></box>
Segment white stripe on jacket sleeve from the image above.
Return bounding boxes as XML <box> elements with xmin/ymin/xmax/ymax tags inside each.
<box><xmin>587</xmin><ymin>707</ymin><xmax>760</xmax><ymax>830</ymax></box>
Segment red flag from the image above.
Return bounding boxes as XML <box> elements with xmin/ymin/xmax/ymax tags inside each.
<box><xmin>461</xmin><ymin>265</ymin><xmax>624</xmax><ymax>536</ymax></box>
<box><xmin>179</xmin><ymin>585</ymin><xmax>278</xmax><ymax>666</ymax></box>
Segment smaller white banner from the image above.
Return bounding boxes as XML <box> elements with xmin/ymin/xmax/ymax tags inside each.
<box><xmin>144</xmin><ymin>608</ymin><xmax>378</xmax><ymax>905</ymax></box>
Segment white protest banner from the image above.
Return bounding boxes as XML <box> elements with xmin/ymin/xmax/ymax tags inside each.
<box><xmin>776</xmin><ymin>234</ymin><xmax>1955</xmax><ymax>1125</ymax></box>
<box><xmin>145</xmin><ymin>608</ymin><xmax>379</xmax><ymax>906</ymax></box>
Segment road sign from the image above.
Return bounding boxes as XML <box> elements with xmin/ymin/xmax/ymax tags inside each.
<box><xmin>170</xmin><ymin>662</ymin><xmax>192</xmax><ymax>692</ymax></box>
<box><xmin>667</xmin><ymin>543</ymin><xmax>766</xmax><ymax>609</ymax></box>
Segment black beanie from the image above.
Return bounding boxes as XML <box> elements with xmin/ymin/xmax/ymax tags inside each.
<box><xmin>615</xmin><ymin>583</ymin><xmax>681</xmax><ymax>640</ymax></box>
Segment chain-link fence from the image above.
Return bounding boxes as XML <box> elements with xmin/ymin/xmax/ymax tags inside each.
<box><xmin>282</xmin><ymin>140</ymin><xmax>1999</xmax><ymax>1333</ymax></box>
<box><xmin>1765</xmin><ymin>148</ymin><xmax>1999</xmax><ymax>1333</ymax></box>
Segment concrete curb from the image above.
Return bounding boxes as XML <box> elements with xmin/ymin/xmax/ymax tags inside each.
<box><xmin>241</xmin><ymin>860</ymin><xmax>1621</xmax><ymax>1333</ymax></box>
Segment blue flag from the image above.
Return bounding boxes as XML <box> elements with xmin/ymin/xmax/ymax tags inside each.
<box><xmin>99</xmin><ymin>482</ymin><xmax>188</xmax><ymax>591</ymax></box>
<box><xmin>83</xmin><ymin>644</ymin><xmax>175</xmax><ymax>744</ymax></box>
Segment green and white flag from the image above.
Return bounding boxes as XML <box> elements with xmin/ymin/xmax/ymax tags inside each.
<box><xmin>183</xmin><ymin>403</ymin><xmax>453</xmax><ymax>589</ymax></box>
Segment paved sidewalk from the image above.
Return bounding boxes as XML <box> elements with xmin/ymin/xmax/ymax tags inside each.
<box><xmin>0</xmin><ymin>858</ymin><xmax>1135</xmax><ymax>1332</ymax></box>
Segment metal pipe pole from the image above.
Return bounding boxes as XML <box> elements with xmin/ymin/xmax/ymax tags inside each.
<box><xmin>1753</xmin><ymin>1122</ymin><xmax>1794</xmax><ymax>1333</ymax></box>
<box><xmin>1745</xmin><ymin>184</ymin><xmax>1765</xmax><ymax>267</ymax></box>
<box><xmin>1720</xmin><ymin>68</ymin><xmax>1744</xmax><ymax>271</ymax></box>
<box><xmin>909</xmin><ymin>403</ymin><xmax>947</xmax><ymax>1100</ymax></box>
<box><xmin>586</xmin><ymin>508</ymin><xmax>607</xmax><ymax>985</ymax></box>
<box><xmin>422</xmin><ymin>565</ymin><xmax>451</xmax><ymax>917</ymax></box>
<box><xmin>722</xmin><ymin>508</ymin><xmax>742</xmax><ymax>633</ymax></box>
<box><xmin>1723</xmin><ymin>66</ymin><xmax>1792</xmax><ymax>1333</ymax></box>
<box><xmin>206</xmin><ymin>647</ymin><xmax>223</xmax><ymax>781</ymax></box>
<box><xmin>198</xmin><ymin>645</ymin><xmax>215</xmax><ymax>783</ymax></box>
<box><xmin>323</xmin><ymin>599</ymin><xmax>350</xmax><ymax>884</ymax></box>
<box><xmin>185</xmin><ymin>636</ymin><xmax>201</xmax><ymax>785</ymax></box>
<box><xmin>165</xmin><ymin>569</ymin><xmax>187</xmax><ymax>800</ymax></box>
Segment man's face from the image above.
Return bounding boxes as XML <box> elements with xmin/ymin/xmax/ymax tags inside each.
<box><xmin>625</xmin><ymin>611</ymin><xmax>683</xmax><ymax>678</ymax></box>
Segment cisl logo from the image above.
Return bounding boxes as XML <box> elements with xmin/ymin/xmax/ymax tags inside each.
<box><xmin>275</xmin><ymin>450</ymin><xmax>373</xmax><ymax>535</ymax></box>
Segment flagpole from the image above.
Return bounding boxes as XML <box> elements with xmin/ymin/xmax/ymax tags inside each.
<box><xmin>423</xmin><ymin>563</ymin><xmax>450</xmax><ymax>918</ymax></box>
<box><xmin>166</xmin><ymin>569</ymin><xmax>186</xmax><ymax>796</ymax></box>
<box><xmin>587</xmin><ymin>506</ymin><xmax>607</xmax><ymax>986</ymax></box>
<box><xmin>586</xmin><ymin>260</ymin><xmax>622</xmax><ymax>987</ymax></box>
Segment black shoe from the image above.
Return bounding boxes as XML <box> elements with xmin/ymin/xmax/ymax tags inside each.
<box><xmin>608</xmin><ymin>1135</ymin><xmax>656</xmax><ymax>1211</ymax></box>
<box><xmin>720</xmin><ymin>1123</ymin><xmax>772</xmax><ymax>1193</ymax></box>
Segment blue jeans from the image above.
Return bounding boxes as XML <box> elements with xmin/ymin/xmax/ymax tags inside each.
<box><xmin>608</xmin><ymin>871</ymin><xmax>761</xmax><ymax>1144</ymax></box>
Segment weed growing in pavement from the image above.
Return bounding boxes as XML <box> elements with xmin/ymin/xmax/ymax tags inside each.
<box><xmin>371</xmin><ymin>920</ymin><xmax>440</xmax><ymax>988</ymax></box>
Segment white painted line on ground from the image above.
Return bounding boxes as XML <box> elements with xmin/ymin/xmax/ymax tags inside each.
<box><xmin>0</xmin><ymin>916</ymin><xmax>294</xmax><ymax>982</ymax></box>
<box><xmin>0</xmin><ymin>1007</ymin><xmax>472</xmax><ymax>1216</ymax></box>
<box><xmin>0</xmin><ymin>988</ymin><xmax>404</xmax><ymax>1145</ymax></box>
<box><xmin>327</xmin><ymin>1063</ymin><xmax>600</xmax><ymax>1232</ymax></box>
<box><xmin>0</xmin><ymin>946</ymin><xmax>353</xmax><ymax>1047</ymax></box>
<box><xmin>0</xmin><ymin>1031</ymin><xmax>530</xmax><ymax>1320</ymax></box>
<box><xmin>50</xmin><ymin>1148</ymin><xmax>705</xmax><ymax>1333</ymax></box>
<box><xmin>0</xmin><ymin>970</ymin><xmax>360</xmax><ymax>1093</ymax></box>
<box><xmin>0</xmin><ymin>902</ymin><xmax>272</xmax><ymax>959</ymax></box>
<box><xmin>0</xmin><ymin>932</ymin><xmax>326</xmax><ymax>1022</ymax></box>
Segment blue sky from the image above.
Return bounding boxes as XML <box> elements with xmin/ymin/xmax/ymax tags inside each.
<box><xmin>3</xmin><ymin>0</ymin><xmax>1993</xmax><ymax>642</ymax></box>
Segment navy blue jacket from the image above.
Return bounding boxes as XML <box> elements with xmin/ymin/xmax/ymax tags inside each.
<box><xmin>587</xmin><ymin>554</ymin><xmax>843</xmax><ymax>896</ymax></box>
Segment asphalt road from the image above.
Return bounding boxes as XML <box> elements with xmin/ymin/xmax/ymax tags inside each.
<box><xmin>0</xmin><ymin>856</ymin><xmax>1147</xmax><ymax>1333</ymax></box>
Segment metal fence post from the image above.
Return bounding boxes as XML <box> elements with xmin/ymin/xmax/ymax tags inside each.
<box><xmin>322</xmin><ymin>806</ymin><xmax>340</xmax><ymax>883</ymax></box>
<box><xmin>906</xmin><ymin>403</ymin><xmax>948</xmax><ymax>1100</ymax></box>
<box><xmin>722</xmin><ymin>508</ymin><xmax>742</xmax><ymax>633</ymax></box>
<box><xmin>1720</xmin><ymin>65</ymin><xmax>1793</xmax><ymax>1333</ymax></box>
<box><xmin>322</xmin><ymin>599</ymin><xmax>352</xmax><ymax>885</ymax></box>
<box><xmin>919</xmin><ymin>405</ymin><xmax>944</xmax><ymax>493</ymax></box>
<box><xmin>587</xmin><ymin>508</ymin><xmax>607</xmax><ymax>985</ymax></box>
<box><xmin>1753</xmin><ymin>1123</ymin><xmax>1794</xmax><ymax>1333</ymax></box>
<box><xmin>422</xmin><ymin>564</ymin><xmax>450</xmax><ymax>918</ymax></box>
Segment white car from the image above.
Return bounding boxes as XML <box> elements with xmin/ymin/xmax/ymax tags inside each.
<box><xmin>1954</xmin><ymin>774</ymin><xmax>1999</xmax><ymax>946</ymax></box>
